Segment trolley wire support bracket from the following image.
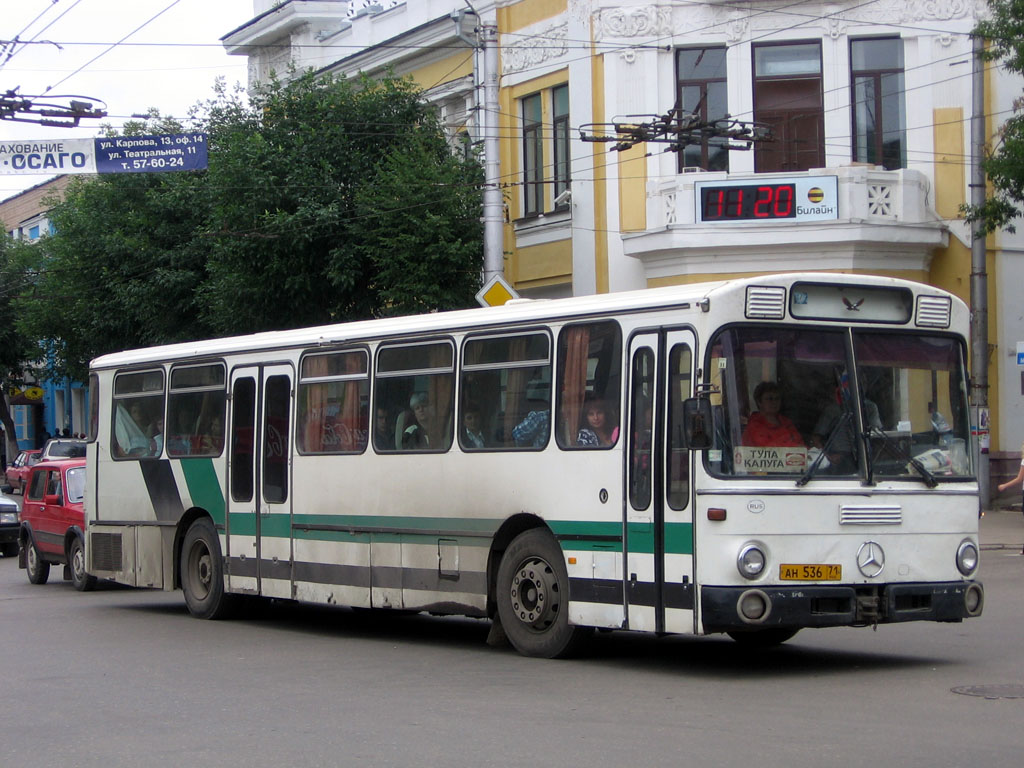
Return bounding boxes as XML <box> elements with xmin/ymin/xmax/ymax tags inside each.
<box><xmin>0</xmin><ymin>88</ymin><xmax>107</xmax><ymax>128</ymax></box>
<box><xmin>579</xmin><ymin>106</ymin><xmax>772</xmax><ymax>153</ymax></box>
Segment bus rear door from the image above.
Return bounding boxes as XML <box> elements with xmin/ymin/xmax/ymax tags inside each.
<box><xmin>227</xmin><ymin>364</ymin><xmax>294</xmax><ymax>598</ymax></box>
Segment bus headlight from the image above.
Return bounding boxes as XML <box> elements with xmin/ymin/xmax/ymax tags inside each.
<box><xmin>737</xmin><ymin>543</ymin><xmax>766</xmax><ymax>580</ymax></box>
<box><xmin>956</xmin><ymin>540</ymin><xmax>979</xmax><ymax>576</ymax></box>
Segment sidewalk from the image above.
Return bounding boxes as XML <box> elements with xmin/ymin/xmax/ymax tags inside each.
<box><xmin>981</xmin><ymin>507</ymin><xmax>1024</xmax><ymax>551</ymax></box>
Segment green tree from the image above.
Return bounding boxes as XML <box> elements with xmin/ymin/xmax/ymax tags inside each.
<box><xmin>15</xmin><ymin>170</ymin><xmax>211</xmax><ymax>382</ymax></box>
<box><xmin>200</xmin><ymin>71</ymin><xmax>483</xmax><ymax>333</ymax></box>
<box><xmin>0</xmin><ymin>237</ymin><xmax>41</xmax><ymax>460</ymax></box>
<box><xmin>16</xmin><ymin>72</ymin><xmax>484</xmax><ymax>379</ymax></box>
<box><xmin>966</xmin><ymin>0</ymin><xmax>1024</xmax><ymax>234</ymax></box>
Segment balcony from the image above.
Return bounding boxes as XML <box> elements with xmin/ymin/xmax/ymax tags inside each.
<box><xmin>624</xmin><ymin>166</ymin><xmax>949</xmax><ymax>280</ymax></box>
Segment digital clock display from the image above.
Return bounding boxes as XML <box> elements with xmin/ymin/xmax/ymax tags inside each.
<box><xmin>695</xmin><ymin>176</ymin><xmax>839</xmax><ymax>224</ymax></box>
<box><xmin>700</xmin><ymin>183</ymin><xmax>796</xmax><ymax>221</ymax></box>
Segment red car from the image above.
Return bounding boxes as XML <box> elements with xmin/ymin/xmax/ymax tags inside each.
<box><xmin>5</xmin><ymin>449</ymin><xmax>41</xmax><ymax>494</ymax></box>
<box><xmin>18</xmin><ymin>459</ymin><xmax>95</xmax><ymax>591</ymax></box>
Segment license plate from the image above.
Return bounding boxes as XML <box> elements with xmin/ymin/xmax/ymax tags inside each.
<box><xmin>779</xmin><ymin>563</ymin><xmax>842</xmax><ymax>581</ymax></box>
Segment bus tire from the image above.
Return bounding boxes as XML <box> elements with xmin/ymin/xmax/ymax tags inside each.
<box><xmin>727</xmin><ymin>628</ymin><xmax>799</xmax><ymax>647</ymax></box>
<box><xmin>69</xmin><ymin>536</ymin><xmax>96</xmax><ymax>592</ymax></box>
<box><xmin>26</xmin><ymin>537</ymin><xmax>50</xmax><ymax>585</ymax></box>
<box><xmin>181</xmin><ymin>517</ymin><xmax>233</xmax><ymax>620</ymax></box>
<box><xmin>496</xmin><ymin>528</ymin><xmax>585</xmax><ymax>658</ymax></box>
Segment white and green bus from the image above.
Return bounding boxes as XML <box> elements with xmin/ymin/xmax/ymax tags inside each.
<box><xmin>85</xmin><ymin>273</ymin><xmax>983</xmax><ymax>657</ymax></box>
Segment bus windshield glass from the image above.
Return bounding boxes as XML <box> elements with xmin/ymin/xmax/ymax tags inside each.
<box><xmin>707</xmin><ymin>326</ymin><xmax>971</xmax><ymax>480</ymax></box>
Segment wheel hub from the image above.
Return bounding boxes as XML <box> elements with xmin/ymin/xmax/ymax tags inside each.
<box><xmin>189</xmin><ymin>543</ymin><xmax>212</xmax><ymax>597</ymax></box>
<box><xmin>510</xmin><ymin>556</ymin><xmax>559</xmax><ymax>630</ymax></box>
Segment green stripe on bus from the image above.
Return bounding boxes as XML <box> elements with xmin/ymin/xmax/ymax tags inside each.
<box><xmin>224</xmin><ymin>512</ymin><xmax>692</xmax><ymax>554</ymax></box>
<box><xmin>665</xmin><ymin>522</ymin><xmax>694</xmax><ymax>555</ymax></box>
<box><xmin>291</xmin><ymin>513</ymin><xmax>502</xmax><ymax>534</ymax></box>
<box><xmin>627</xmin><ymin>522</ymin><xmax>654</xmax><ymax>553</ymax></box>
<box><xmin>180</xmin><ymin>459</ymin><xmax>226</xmax><ymax>526</ymax></box>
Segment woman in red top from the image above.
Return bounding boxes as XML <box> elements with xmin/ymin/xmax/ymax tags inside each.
<box><xmin>742</xmin><ymin>381</ymin><xmax>804</xmax><ymax>447</ymax></box>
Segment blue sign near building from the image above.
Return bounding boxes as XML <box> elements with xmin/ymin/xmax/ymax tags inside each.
<box><xmin>94</xmin><ymin>133</ymin><xmax>208</xmax><ymax>174</ymax></box>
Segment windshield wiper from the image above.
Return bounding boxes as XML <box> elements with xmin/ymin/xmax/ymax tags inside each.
<box><xmin>864</xmin><ymin>426</ymin><xmax>938</xmax><ymax>488</ymax></box>
<box><xmin>796</xmin><ymin>410</ymin><xmax>851</xmax><ymax>487</ymax></box>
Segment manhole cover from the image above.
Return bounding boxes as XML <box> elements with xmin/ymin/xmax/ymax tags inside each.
<box><xmin>951</xmin><ymin>684</ymin><xmax>1024</xmax><ymax>699</ymax></box>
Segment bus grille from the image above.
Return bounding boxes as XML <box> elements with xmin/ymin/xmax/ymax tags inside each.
<box><xmin>915</xmin><ymin>295</ymin><xmax>951</xmax><ymax>328</ymax></box>
<box><xmin>840</xmin><ymin>505</ymin><xmax>902</xmax><ymax>525</ymax></box>
<box><xmin>91</xmin><ymin>532</ymin><xmax>123</xmax><ymax>572</ymax></box>
<box><xmin>745</xmin><ymin>286</ymin><xmax>786</xmax><ymax>319</ymax></box>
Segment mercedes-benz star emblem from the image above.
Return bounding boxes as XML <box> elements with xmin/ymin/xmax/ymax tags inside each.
<box><xmin>856</xmin><ymin>541</ymin><xmax>885</xmax><ymax>578</ymax></box>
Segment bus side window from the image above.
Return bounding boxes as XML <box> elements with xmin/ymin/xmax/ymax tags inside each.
<box><xmin>460</xmin><ymin>332</ymin><xmax>551</xmax><ymax>451</ymax></box>
<box><xmin>230</xmin><ymin>377</ymin><xmax>256</xmax><ymax>503</ymax></box>
<box><xmin>629</xmin><ymin>348</ymin><xmax>655</xmax><ymax>510</ymax></box>
<box><xmin>556</xmin><ymin>321</ymin><xmax>622</xmax><ymax>449</ymax></box>
<box><xmin>666</xmin><ymin>343</ymin><xmax>692</xmax><ymax>510</ymax></box>
<box><xmin>297</xmin><ymin>350</ymin><xmax>369</xmax><ymax>454</ymax></box>
<box><xmin>167</xmin><ymin>364</ymin><xmax>227</xmax><ymax>458</ymax></box>
<box><xmin>375</xmin><ymin>341</ymin><xmax>455</xmax><ymax>453</ymax></box>
<box><xmin>111</xmin><ymin>369</ymin><xmax>165</xmax><ymax>460</ymax></box>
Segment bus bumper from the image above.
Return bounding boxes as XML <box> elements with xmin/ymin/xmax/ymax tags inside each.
<box><xmin>700</xmin><ymin>580</ymin><xmax>984</xmax><ymax>633</ymax></box>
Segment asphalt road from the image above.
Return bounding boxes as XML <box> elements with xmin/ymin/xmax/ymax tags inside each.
<box><xmin>1</xmin><ymin>545</ymin><xmax>1021</xmax><ymax>768</ymax></box>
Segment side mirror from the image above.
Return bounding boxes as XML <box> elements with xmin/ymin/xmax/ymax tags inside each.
<box><xmin>44</xmin><ymin>493</ymin><xmax>61</xmax><ymax>505</ymax></box>
<box><xmin>681</xmin><ymin>398</ymin><xmax>713</xmax><ymax>450</ymax></box>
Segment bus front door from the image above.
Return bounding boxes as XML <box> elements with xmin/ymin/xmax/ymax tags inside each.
<box><xmin>625</xmin><ymin>329</ymin><xmax>696</xmax><ymax>635</ymax></box>
<box><xmin>226</xmin><ymin>364</ymin><xmax>294</xmax><ymax>598</ymax></box>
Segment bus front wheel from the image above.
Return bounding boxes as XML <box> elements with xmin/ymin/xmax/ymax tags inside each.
<box><xmin>496</xmin><ymin>528</ymin><xmax>586</xmax><ymax>658</ymax></box>
<box><xmin>181</xmin><ymin>518</ymin><xmax>233</xmax><ymax>620</ymax></box>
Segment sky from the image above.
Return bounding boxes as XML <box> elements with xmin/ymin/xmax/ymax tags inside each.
<box><xmin>1</xmin><ymin>0</ymin><xmax>253</xmax><ymax>200</ymax></box>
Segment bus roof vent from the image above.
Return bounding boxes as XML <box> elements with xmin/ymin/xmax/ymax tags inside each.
<box><xmin>915</xmin><ymin>295</ymin><xmax>951</xmax><ymax>328</ymax></box>
<box><xmin>745</xmin><ymin>286</ymin><xmax>786</xmax><ymax>319</ymax></box>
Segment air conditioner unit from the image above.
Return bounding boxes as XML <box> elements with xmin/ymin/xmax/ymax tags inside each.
<box><xmin>681</xmin><ymin>166</ymin><xmax>703</xmax><ymax>174</ymax></box>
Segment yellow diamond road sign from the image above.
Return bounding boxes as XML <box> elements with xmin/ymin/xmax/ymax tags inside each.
<box><xmin>476</xmin><ymin>275</ymin><xmax>519</xmax><ymax>307</ymax></box>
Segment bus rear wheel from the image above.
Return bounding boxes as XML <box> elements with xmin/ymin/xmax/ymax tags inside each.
<box><xmin>496</xmin><ymin>528</ymin><xmax>586</xmax><ymax>658</ymax></box>
<box><xmin>181</xmin><ymin>517</ymin><xmax>233</xmax><ymax>620</ymax></box>
<box><xmin>727</xmin><ymin>628</ymin><xmax>799</xmax><ymax>647</ymax></box>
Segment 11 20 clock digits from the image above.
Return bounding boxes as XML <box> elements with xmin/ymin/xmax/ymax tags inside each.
<box><xmin>700</xmin><ymin>183</ymin><xmax>797</xmax><ymax>221</ymax></box>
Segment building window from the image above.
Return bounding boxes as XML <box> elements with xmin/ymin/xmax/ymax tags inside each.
<box><xmin>851</xmin><ymin>37</ymin><xmax>906</xmax><ymax>170</ymax></box>
<box><xmin>753</xmin><ymin>42</ymin><xmax>824</xmax><ymax>172</ymax></box>
<box><xmin>552</xmin><ymin>85</ymin><xmax>570</xmax><ymax>203</ymax></box>
<box><xmin>519</xmin><ymin>83</ymin><xmax>570</xmax><ymax>218</ymax></box>
<box><xmin>676</xmin><ymin>46</ymin><xmax>729</xmax><ymax>172</ymax></box>
<box><xmin>522</xmin><ymin>93</ymin><xmax>543</xmax><ymax>217</ymax></box>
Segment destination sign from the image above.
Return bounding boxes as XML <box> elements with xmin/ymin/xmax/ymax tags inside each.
<box><xmin>0</xmin><ymin>133</ymin><xmax>208</xmax><ymax>175</ymax></box>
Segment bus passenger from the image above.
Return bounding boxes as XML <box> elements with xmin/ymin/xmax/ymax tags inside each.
<box><xmin>742</xmin><ymin>381</ymin><xmax>803</xmax><ymax>447</ymax></box>
<box><xmin>462</xmin><ymin>402</ymin><xmax>486</xmax><ymax>449</ymax></box>
<box><xmin>399</xmin><ymin>393</ymin><xmax>430</xmax><ymax>449</ymax></box>
<box><xmin>812</xmin><ymin>387</ymin><xmax>880</xmax><ymax>473</ymax></box>
<box><xmin>511</xmin><ymin>409</ymin><xmax>549</xmax><ymax>448</ymax></box>
<box><xmin>577</xmin><ymin>398</ymin><xmax>619</xmax><ymax>447</ymax></box>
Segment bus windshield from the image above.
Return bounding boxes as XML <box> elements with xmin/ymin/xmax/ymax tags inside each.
<box><xmin>707</xmin><ymin>326</ymin><xmax>971</xmax><ymax>481</ymax></box>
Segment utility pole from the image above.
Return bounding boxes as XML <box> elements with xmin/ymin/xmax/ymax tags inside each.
<box><xmin>479</xmin><ymin>22</ymin><xmax>503</xmax><ymax>284</ymax></box>
<box><xmin>451</xmin><ymin>11</ymin><xmax>504</xmax><ymax>285</ymax></box>
<box><xmin>970</xmin><ymin>32</ymin><xmax>990</xmax><ymax>507</ymax></box>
